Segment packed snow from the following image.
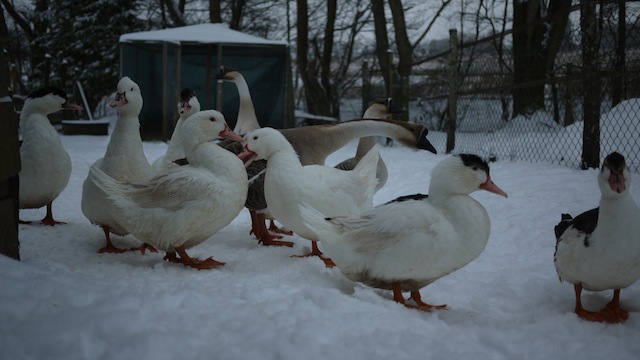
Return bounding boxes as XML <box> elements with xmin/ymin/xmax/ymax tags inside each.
<box><xmin>2</xmin><ymin>112</ymin><xmax>640</xmax><ymax>359</ymax></box>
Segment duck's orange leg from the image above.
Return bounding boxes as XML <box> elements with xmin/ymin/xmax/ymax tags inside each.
<box><xmin>130</xmin><ymin>243</ymin><xmax>158</xmax><ymax>254</ymax></box>
<box><xmin>292</xmin><ymin>241</ymin><xmax>335</xmax><ymax>267</ymax></box>
<box><xmin>409</xmin><ymin>290</ymin><xmax>447</xmax><ymax>311</ymax></box>
<box><xmin>250</xmin><ymin>211</ymin><xmax>294</xmax><ymax>247</ymax></box>
<box><xmin>604</xmin><ymin>289</ymin><xmax>629</xmax><ymax>323</ymax></box>
<box><xmin>97</xmin><ymin>225</ymin><xmax>126</xmax><ymax>254</ymax></box>
<box><xmin>391</xmin><ymin>284</ymin><xmax>445</xmax><ymax>312</ymax></box>
<box><xmin>40</xmin><ymin>202</ymin><xmax>66</xmax><ymax>226</ymax></box>
<box><xmin>573</xmin><ymin>283</ymin><xmax>626</xmax><ymax>323</ymax></box>
<box><xmin>175</xmin><ymin>245</ymin><xmax>225</xmax><ymax>270</ymax></box>
<box><xmin>269</xmin><ymin>219</ymin><xmax>293</xmax><ymax>236</ymax></box>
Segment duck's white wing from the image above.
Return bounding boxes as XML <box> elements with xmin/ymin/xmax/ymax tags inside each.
<box><xmin>126</xmin><ymin>167</ymin><xmax>218</xmax><ymax>210</ymax></box>
<box><xmin>328</xmin><ymin>199</ymin><xmax>449</xmax><ymax>252</ymax></box>
<box><xmin>302</xmin><ymin>165</ymin><xmax>376</xmax><ymax>213</ymax></box>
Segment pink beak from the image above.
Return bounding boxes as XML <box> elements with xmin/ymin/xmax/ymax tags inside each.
<box><xmin>218</xmin><ymin>123</ymin><xmax>244</xmax><ymax>143</ymax></box>
<box><xmin>237</xmin><ymin>145</ymin><xmax>257</xmax><ymax>167</ymax></box>
<box><xmin>63</xmin><ymin>103</ymin><xmax>84</xmax><ymax>111</ymax></box>
<box><xmin>109</xmin><ymin>92</ymin><xmax>127</xmax><ymax>108</ymax></box>
<box><xmin>480</xmin><ymin>177</ymin><xmax>508</xmax><ymax>198</ymax></box>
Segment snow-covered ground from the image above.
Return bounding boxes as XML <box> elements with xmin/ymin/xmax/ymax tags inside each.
<box><xmin>3</xmin><ymin>113</ymin><xmax>640</xmax><ymax>359</ymax></box>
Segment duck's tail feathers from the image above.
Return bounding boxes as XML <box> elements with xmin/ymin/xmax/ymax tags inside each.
<box><xmin>352</xmin><ymin>144</ymin><xmax>379</xmax><ymax>192</ymax></box>
<box><xmin>89</xmin><ymin>165</ymin><xmax>126</xmax><ymax>197</ymax></box>
<box><xmin>299</xmin><ymin>203</ymin><xmax>341</xmax><ymax>245</ymax></box>
<box><xmin>554</xmin><ymin>213</ymin><xmax>573</xmax><ymax>241</ymax></box>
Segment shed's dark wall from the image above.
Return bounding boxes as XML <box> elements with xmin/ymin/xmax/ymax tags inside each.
<box><xmin>120</xmin><ymin>41</ymin><xmax>291</xmax><ymax>140</ymax></box>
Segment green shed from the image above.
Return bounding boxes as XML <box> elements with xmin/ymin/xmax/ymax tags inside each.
<box><xmin>118</xmin><ymin>23</ymin><xmax>293</xmax><ymax>139</ymax></box>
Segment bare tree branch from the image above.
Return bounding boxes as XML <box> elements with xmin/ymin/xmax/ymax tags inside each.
<box><xmin>411</xmin><ymin>0</ymin><xmax>453</xmax><ymax>51</ymax></box>
<box><xmin>0</xmin><ymin>0</ymin><xmax>34</xmax><ymax>40</ymax></box>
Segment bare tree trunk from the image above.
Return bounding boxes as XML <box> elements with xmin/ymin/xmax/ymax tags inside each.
<box><xmin>209</xmin><ymin>0</ymin><xmax>222</xmax><ymax>23</ymax></box>
<box><xmin>512</xmin><ymin>0</ymin><xmax>571</xmax><ymax>118</ymax></box>
<box><xmin>296</xmin><ymin>0</ymin><xmax>331</xmax><ymax>116</ymax></box>
<box><xmin>581</xmin><ymin>0</ymin><xmax>600</xmax><ymax>169</ymax></box>
<box><xmin>161</xmin><ymin>0</ymin><xmax>186</xmax><ymax>26</ymax></box>
<box><xmin>611</xmin><ymin>0</ymin><xmax>625</xmax><ymax>107</ymax></box>
<box><xmin>230</xmin><ymin>0</ymin><xmax>247</xmax><ymax>29</ymax></box>
<box><xmin>321</xmin><ymin>0</ymin><xmax>338</xmax><ymax>118</ymax></box>
<box><xmin>388</xmin><ymin>0</ymin><xmax>411</xmax><ymax>122</ymax></box>
<box><xmin>371</xmin><ymin>0</ymin><xmax>391</xmax><ymax>92</ymax></box>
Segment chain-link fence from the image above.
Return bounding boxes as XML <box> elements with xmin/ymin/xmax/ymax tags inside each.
<box><xmin>360</xmin><ymin>1</ymin><xmax>640</xmax><ymax>172</ymax></box>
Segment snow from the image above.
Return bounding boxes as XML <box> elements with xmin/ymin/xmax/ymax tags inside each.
<box><xmin>119</xmin><ymin>23</ymin><xmax>288</xmax><ymax>46</ymax></box>
<box><xmin>3</xmin><ymin>113</ymin><xmax>640</xmax><ymax>359</ymax></box>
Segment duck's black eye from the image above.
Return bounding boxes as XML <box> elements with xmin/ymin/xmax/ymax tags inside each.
<box><xmin>472</xmin><ymin>166</ymin><xmax>479</xmax><ymax>171</ymax></box>
<box><xmin>253</xmin><ymin>136</ymin><xmax>258</xmax><ymax>140</ymax></box>
<box><xmin>209</xmin><ymin>117</ymin><xmax>215</xmax><ymax>122</ymax></box>
<box><xmin>130</xmin><ymin>87</ymin><xmax>134</xmax><ymax>91</ymax></box>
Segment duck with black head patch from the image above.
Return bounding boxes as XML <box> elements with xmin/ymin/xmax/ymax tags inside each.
<box><xmin>299</xmin><ymin>153</ymin><xmax>508</xmax><ymax>311</ymax></box>
<box><xmin>554</xmin><ymin>152</ymin><xmax>640</xmax><ymax>323</ymax></box>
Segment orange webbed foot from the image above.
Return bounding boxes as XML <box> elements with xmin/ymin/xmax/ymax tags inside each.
<box><xmin>174</xmin><ymin>246</ymin><xmax>225</xmax><ymax>270</ymax></box>
<box><xmin>98</xmin><ymin>244</ymin><xmax>127</xmax><ymax>254</ymax></box>
<box><xmin>292</xmin><ymin>241</ymin><xmax>335</xmax><ymax>267</ymax></box>
<box><xmin>130</xmin><ymin>243</ymin><xmax>158</xmax><ymax>254</ymax></box>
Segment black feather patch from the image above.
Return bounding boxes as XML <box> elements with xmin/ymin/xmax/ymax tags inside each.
<box><xmin>28</xmin><ymin>86</ymin><xmax>67</xmax><ymax>100</ymax></box>
<box><xmin>458</xmin><ymin>154</ymin><xmax>489</xmax><ymax>175</ymax></box>
<box><xmin>173</xmin><ymin>158</ymin><xmax>190</xmax><ymax>166</ymax></box>
<box><xmin>180</xmin><ymin>88</ymin><xmax>195</xmax><ymax>101</ymax></box>
<box><xmin>556</xmin><ymin>207</ymin><xmax>599</xmax><ymax>248</ymax></box>
<box><xmin>384</xmin><ymin>193</ymin><xmax>429</xmax><ymax>205</ymax></box>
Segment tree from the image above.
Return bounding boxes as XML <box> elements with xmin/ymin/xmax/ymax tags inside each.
<box><xmin>296</xmin><ymin>0</ymin><xmax>371</xmax><ymax>118</ymax></box>
<box><xmin>372</xmin><ymin>0</ymin><xmax>452</xmax><ymax>122</ymax></box>
<box><xmin>511</xmin><ymin>0</ymin><xmax>571</xmax><ymax>117</ymax></box>
<box><xmin>2</xmin><ymin>0</ymin><xmax>146</xmax><ymax>112</ymax></box>
<box><xmin>296</xmin><ymin>0</ymin><xmax>332</xmax><ymax>116</ymax></box>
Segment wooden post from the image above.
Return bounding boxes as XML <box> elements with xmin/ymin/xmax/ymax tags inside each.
<box><xmin>0</xmin><ymin>10</ymin><xmax>21</xmax><ymax>260</ymax></box>
<box><xmin>581</xmin><ymin>0</ymin><xmax>600</xmax><ymax>169</ymax></box>
<box><xmin>446</xmin><ymin>29</ymin><xmax>459</xmax><ymax>154</ymax></box>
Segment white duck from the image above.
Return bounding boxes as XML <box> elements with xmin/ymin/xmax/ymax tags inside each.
<box><xmin>299</xmin><ymin>154</ymin><xmax>508</xmax><ymax>311</ymax></box>
<box><xmin>238</xmin><ymin>127</ymin><xmax>380</xmax><ymax>267</ymax></box>
<box><xmin>81</xmin><ymin>76</ymin><xmax>154</xmax><ymax>253</ymax></box>
<box><xmin>151</xmin><ymin>88</ymin><xmax>200</xmax><ymax>172</ymax></box>
<box><xmin>554</xmin><ymin>152</ymin><xmax>640</xmax><ymax>323</ymax></box>
<box><xmin>90</xmin><ymin>110</ymin><xmax>247</xmax><ymax>269</ymax></box>
<box><xmin>238</xmin><ymin>118</ymin><xmax>438</xmax><ymax>247</ymax></box>
<box><xmin>18</xmin><ymin>86</ymin><xmax>82</xmax><ymax>225</ymax></box>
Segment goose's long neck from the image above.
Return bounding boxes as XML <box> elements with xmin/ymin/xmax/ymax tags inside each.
<box><xmin>286</xmin><ymin>120</ymin><xmax>403</xmax><ymax>165</ymax></box>
<box><xmin>233</xmin><ymin>76</ymin><xmax>259</xmax><ymax>134</ymax></box>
